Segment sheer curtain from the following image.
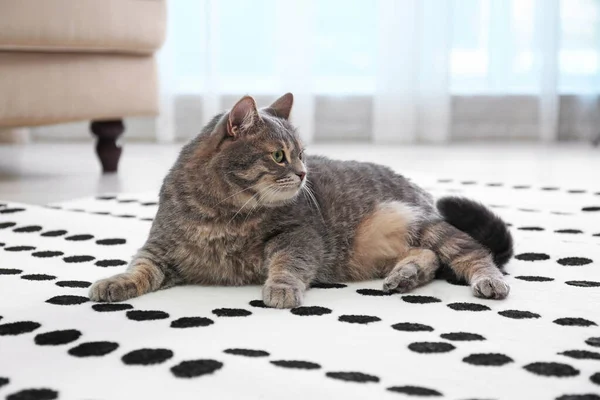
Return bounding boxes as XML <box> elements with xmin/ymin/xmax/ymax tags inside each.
<box><xmin>157</xmin><ymin>0</ymin><xmax>600</xmax><ymax>143</ymax></box>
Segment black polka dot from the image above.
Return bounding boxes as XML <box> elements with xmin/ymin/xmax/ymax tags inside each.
<box><xmin>0</xmin><ymin>377</ymin><xmax>8</xmax><ymax>388</ymax></box>
<box><xmin>65</xmin><ymin>234</ymin><xmax>94</xmax><ymax>241</ymax></box>
<box><xmin>591</xmin><ymin>372</ymin><xmax>600</xmax><ymax>385</ymax></box>
<box><xmin>0</xmin><ymin>321</ymin><xmax>41</xmax><ymax>336</ymax></box>
<box><xmin>552</xmin><ymin>211</ymin><xmax>573</xmax><ymax>215</ymax></box>
<box><xmin>554</xmin><ymin>317</ymin><xmax>597</xmax><ymax>327</ymax></box>
<box><xmin>311</xmin><ymin>282</ymin><xmax>347</xmax><ymax>289</ymax></box>
<box><xmin>556</xmin><ymin>395</ymin><xmax>600</xmax><ymax>400</ymax></box>
<box><xmin>21</xmin><ymin>274</ymin><xmax>56</xmax><ymax>281</ymax></box>
<box><xmin>171</xmin><ymin>359</ymin><xmax>223</xmax><ymax>378</ymax></box>
<box><xmin>46</xmin><ymin>295</ymin><xmax>88</xmax><ymax>305</ymax></box>
<box><xmin>523</xmin><ymin>362</ymin><xmax>579</xmax><ymax>377</ymax></box>
<box><xmin>290</xmin><ymin>306</ymin><xmax>332</xmax><ymax>316</ymax></box>
<box><xmin>13</xmin><ymin>225</ymin><xmax>42</xmax><ymax>233</ymax></box>
<box><xmin>440</xmin><ymin>332</ymin><xmax>485</xmax><ymax>341</ymax></box>
<box><xmin>96</xmin><ymin>238</ymin><xmax>126</xmax><ymax>245</ymax></box>
<box><xmin>515</xmin><ymin>252</ymin><xmax>550</xmax><ymax>261</ymax></box>
<box><xmin>122</xmin><ymin>348</ymin><xmax>174</xmax><ymax>365</ymax></box>
<box><xmin>392</xmin><ymin>322</ymin><xmax>433</xmax><ymax>332</ymax></box>
<box><xmin>463</xmin><ymin>353</ymin><xmax>513</xmax><ymax>366</ymax></box>
<box><xmin>487</xmin><ymin>183</ymin><xmax>503</xmax><ymax>187</ymax></box>
<box><xmin>356</xmin><ymin>288</ymin><xmax>393</xmax><ymax>296</ymax></box>
<box><xmin>513</xmin><ymin>185</ymin><xmax>531</xmax><ymax>189</ymax></box>
<box><xmin>141</xmin><ymin>201</ymin><xmax>158</xmax><ymax>206</ymax></box>
<box><xmin>518</xmin><ymin>208</ymin><xmax>539</xmax><ymax>212</ymax></box>
<box><xmin>212</xmin><ymin>308</ymin><xmax>252</xmax><ymax>317</ymax></box>
<box><xmin>461</xmin><ymin>181</ymin><xmax>477</xmax><ymax>185</ymax></box>
<box><xmin>63</xmin><ymin>255</ymin><xmax>95</xmax><ymax>263</ymax></box>
<box><xmin>0</xmin><ymin>222</ymin><xmax>16</xmax><ymax>229</ymax></box>
<box><xmin>387</xmin><ymin>386</ymin><xmax>442</xmax><ymax>396</ymax></box>
<box><xmin>518</xmin><ymin>226</ymin><xmax>545</xmax><ymax>231</ymax></box>
<box><xmin>0</xmin><ymin>207</ymin><xmax>25</xmax><ymax>214</ymax></box>
<box><xmin>271</xmin><ymin>360</ymin><xmax>321</xmax><ymax>369</ymax></box>
<box><xmin>95</xmin><ymin>259</ymin><xmax>127</xmax><ymax>267</ymax></box>
<box><xmin>515</xmin><ymin>276</ymin><xmax>554</xmax><ymax>282</ymax></box>
<box><xmin>326</xmin><ymin>371</ymin><xmax>379</xmax><ymax>383</ymax></box>
<box><xmin>96</xmin><ymin>195</ymin><xmax>116</xmax><ymax>200</ymax></box>
<box><xmin>555</xmin><ymin>229</ymin><xmax>583</xmax><ymax>234</ymax></box>
<box><xmin>68</xmin><ymin>341</ymin><xmax>118</xmax><ymax>357</ymax></box>
<box><xmin>249</xmin><ymin>300</ymin><xmax>269</xmax><ymax>308</ymax></box>
<box><xmin>126</xmin><ymin>310</ymin><xmax>169</xmax><ymax>321</ymax></box>
<box><xmin>568</xmin><ymin>189</ymin><xmax>587</xmax><ymax>194</ymax></box>
<box><xmin>41</xmin><ymin>230</ymin><xmax>67</xmax><ymax>237</ymax></box>
<box><xmin>582</xmin><ymin>206</ymin><xmax>600</xmax><ymax>212</ymax></box>
<box><xmin>438</xmin><ymin>179</ymin><xmax>452</xmax><ymax>183</ymax></box>
<box><xmin>115</xmin><ymin>214</ymin><xmax>136</xmax><ymax>218</ymax></box>
<box><xmin>408</xmin><ymin>342</ymin><xmax>455</xmax><ymax>353</ymax></box>
<box><xmin>171</xmin><ymin>317</ymin><xmax>214</xmax><ymax>328</ymax></box>
<box><xmin>338</xmin><ymin>315</ymin><xmax>381</xmax><ymax>324</ymax></box>
<box><xmin>140</xmin><ymin>218</ymin><xmax>154</xmax><ymax>222</ymax></box>
<box><xmin>92</xmin><ymin>303</ymin><xmax>133</xmax><ymax>312</ymax></box>
<box><xmin>557</xmin><ymin>257</ymin><xmax>593</xmax><ymax>266</ymax></box>
<box><xmin>56</xmin><ymin>280</ymin><xmax>91</xmax><ymax>288</ymax></box>
<box><xmin>498</xmin><ymin>310</ymin><xmax>541</xmax><ymax>319</ymax></box>
<box><xmin>32</xmin><ymin>251</ymin><xmax>64</xmax><ymax>258</ymax></box>
<box><xmin>117</xmin><ymin>199</ymin><xmax>137</xmax><ymax>203</ymax></box>
<box><xmin>586</xmin><ymin>337</ymin><xmax>600</xmax><ymax>347</ymax></box>
<box><xmin>559</xmin><ymin>350</ymin><xmax>600</xmax><ymax>360</ymax></box>
<box><xmin>92</xmin><ymin>211</ymin><xmax>111</xmax><ymax>215</ymax></box>
<box><xmin>224</xmin><ymin>348</ymin><xmax>270</xmax><ymax>357</ymax></box>
<box><xmin>447</xmin><ymin>302</ymin><xmax>490</xmax><ymax>312</ymax></box>
<box><xmin>402</xmin><ymin>295</ymin><xmax>441</xmax><ymax>304</ymax></box>
<box><xmin>34</xmin><ymin>329</ymin><xmax>81</xmax><ymax>346</ymax></box>
<box><xmin>4</xmin><ymin>246</ymin><xmax>36</xmax><ymax>252</ymax></box>
<box><xmin>566</xmin><ymin>280</ymin><xmax>600</xmax><ymax>288</ymax></box>
<box><xmin>6</xmin><ymin>389</ymin><xmax>58</xmax><ymax>400</ymax></box>
<box><xmin>0</xmin><ymin>268</ymin><xmax>22</xmax><ymax>275</ymax></box>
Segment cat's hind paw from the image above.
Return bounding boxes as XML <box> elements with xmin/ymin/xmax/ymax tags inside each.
<box><xmin>262</xmin><ymin>281</ymin><xmax>304</xmax><ymax>309</ymax></box>
<box><xmin>472</xmin><ymin>276</ymin><xmax>510</xmax><ymax>299</ymax></box>
<box><xmin>383</xmin><ymin>263</ymin><xmax>419</xmax><ymax>293</ymax></box>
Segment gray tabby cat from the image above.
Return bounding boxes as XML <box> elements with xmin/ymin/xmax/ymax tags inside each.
<box><xmin>89</xmin><ymin>93</ymin><xmax>513</xmax><ymax>308</ymax></box>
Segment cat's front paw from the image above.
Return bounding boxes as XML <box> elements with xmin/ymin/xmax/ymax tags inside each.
<box><xmin>472</xmin><ymin>276</ymin><xmax>510</xmax><ymax>299</ymax></box>
<box><xmin>262</xmin><ymin>281</ymin><xmax>304</xmax><ymax>309</ymax></box>
<box><xmin>89</xmin><ymin>273</ymin><xmax>139</xmax><ymax>302</ymax></box>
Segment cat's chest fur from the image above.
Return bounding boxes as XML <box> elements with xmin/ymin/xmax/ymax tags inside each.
<box><xmin>178</xmin><ymin>219</ymin><xmax>267</xmax><ymax>285</ymax></box>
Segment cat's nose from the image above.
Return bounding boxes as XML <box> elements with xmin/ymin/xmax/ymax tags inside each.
<box><xmin>296</xmin><ymin>171</ymin><xmax>306</xmax><ymax>181</ymax></box>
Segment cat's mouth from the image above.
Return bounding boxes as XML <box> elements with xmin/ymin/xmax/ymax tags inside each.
<box><xmin>263</xmin><ymin>177</ymin><xmax>304</xmax><ymax>203</ymax></box>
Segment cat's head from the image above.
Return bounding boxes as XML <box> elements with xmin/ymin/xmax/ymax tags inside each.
<box><xmin>191</xmin><ymin>93</ymin><xmax>307</xmax><ymax>208</ymax></box>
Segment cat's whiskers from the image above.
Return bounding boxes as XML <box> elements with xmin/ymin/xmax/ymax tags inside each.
<box><xmin>302</xmin><ymin>181</ymin><xmax>325</xmax><ymax>223</ymax></box>
<box><xmin>242</xmin><ymin>184</ymin><xmax>276</xmax><ymax>225</ymax></box>
<box><xmin>214</xmin><ymin>183</ymin><xmax>262</xmax><ymax>207</ymax></box>
<box><xmin>227</xmin><ymin>189</ymin><xmax>264</xmax><ymax>225</ymax></box>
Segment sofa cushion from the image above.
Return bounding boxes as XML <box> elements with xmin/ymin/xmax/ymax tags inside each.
<box><xmin>0</xmin><ymin>0</ymin><xmax>166</xmax><ymax>55</ymax></box>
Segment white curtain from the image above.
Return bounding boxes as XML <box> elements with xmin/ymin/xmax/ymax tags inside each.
<box><xmin>156</xmin><ymin>0</ymin><xmax>600</xmax><ymax>143</ymax></box>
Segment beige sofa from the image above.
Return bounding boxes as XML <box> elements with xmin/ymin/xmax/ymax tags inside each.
<box><xmin>0</xmin><ymin>0</ymin><xmax>166</xmax><ymax>172</ymax></box>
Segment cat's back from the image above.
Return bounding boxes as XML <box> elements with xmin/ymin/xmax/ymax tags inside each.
<box><xmin>306</xmin><ymin>155</ymin><xmax>433</xmax><ymax>210</ymax></box>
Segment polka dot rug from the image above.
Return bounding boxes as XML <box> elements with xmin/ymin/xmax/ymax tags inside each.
<box><xmin>1</xmin><ymin>177</ymin><xmax>599</xmax><ymax>400</ymax></box>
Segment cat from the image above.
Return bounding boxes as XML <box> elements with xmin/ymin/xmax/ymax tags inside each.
<box><xmin>89</xmin><ymin>93</ymin><xmax>513</xmax><ymax>308</ymax></box>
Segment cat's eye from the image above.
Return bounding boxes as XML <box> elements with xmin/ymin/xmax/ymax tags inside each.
<box><xmin>299</xmin><ymin>151</ymin><xmax>304</xmax><ymax>160</ymax></box>
<box><xmin>272</xmin><ymin>150</ymin><xmax>285</xmax><ymax>163</ymax></box>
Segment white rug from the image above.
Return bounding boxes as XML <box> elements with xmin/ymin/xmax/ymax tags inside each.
<box><xmin>1</xmin><ymin>176</ymin><xmax>599</xmax><ymax>400</ymax></box>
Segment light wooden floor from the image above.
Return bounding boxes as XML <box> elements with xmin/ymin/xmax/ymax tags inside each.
<box><xmin>0</xmin><ymin>142</ymin><xmax>598</xmax><ymax>204</ymax></box>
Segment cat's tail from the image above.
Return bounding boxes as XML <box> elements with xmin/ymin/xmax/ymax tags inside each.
<box><xmin>436</xmin><ymin>196</ymin><xmax>513</xmax><ymax>268</ymax></box>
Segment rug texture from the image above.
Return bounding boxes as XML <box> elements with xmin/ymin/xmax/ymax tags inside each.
<box><xmin>0</xmin><ymin>177</ymin><xmax>599</xmax><ymax>400</ymax></box>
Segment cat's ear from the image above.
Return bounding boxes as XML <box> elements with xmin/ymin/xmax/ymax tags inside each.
<box><xmin>227</xmin><ymin>95</ymin><xmax>259</xmax><ymax>137</ymax></box>
<box><xmin>264</xmin><ymin>92</ymin><xmax>294</xmax><ymax>120</ymax></box>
